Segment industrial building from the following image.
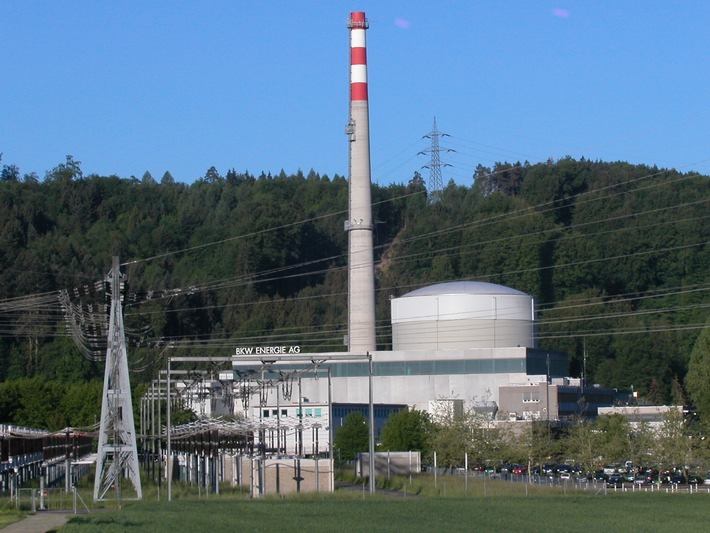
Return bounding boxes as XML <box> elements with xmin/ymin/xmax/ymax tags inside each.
<box><xmin>497</xmin><ymin>378</ymin><xmax>620</xmax><ymax>422</ymax></box>
<box><xmin>179</xmin><ymin>280</ymin><xmax>619</xmax><ymax>451</ymax></box>
<box><xmin>165</xmin><ymin>13</ymin><xmax>619</xmax><ymax>496</ymax></box>
<box><xmin>220</xmin><ymin>280</ymin><xmax>582</xmax><ymax>452</ymax></box>
<box><xmin>286</xmin><ymin>280</ymin><xmax>568</xmax><ymax>412</ymax></box>
<box><xmin>597</xmin><ymin>405</ymin><xmax>684</xmax><ymax>431</ymax></box>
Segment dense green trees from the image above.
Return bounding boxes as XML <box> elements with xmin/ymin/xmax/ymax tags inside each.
<box><xmin>376</xmin><ymin>405</ymin><xmax>706</xmax><ymax>473</ymax></box>
<box><xmin>379</xmin><ymin>408</ymin><xmax>433</xmax><ymax>455</ymax></box>
<box><xmin>0</xmin><ymin>378</ymin><xmax>101</xmax><ymax>430</ymax></box>
<box><xmin>685</xmin><ymin>321</ymin><xmax>710</xmax><ymax>417</ymax></box>
<box><xmin>0</xmin><ymin>155</ymin><xmax>707</xmax><ymax>429</ymax></box>
<box><xmin>334</xmin><ymin>412</ymin><xmax>369</xmax><ymax>461</ymax></box>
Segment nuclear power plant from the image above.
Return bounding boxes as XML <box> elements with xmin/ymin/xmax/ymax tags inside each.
<box><xmin>164</xmin><ymin>13</ymin><xmax>621</xmax><ymax>492</ymax></box>
<box><xmin>293</xmin><ymin>13</ymin><xmax>567</xmax><ymax>414</ymax></box>
<box><xmin>183</xmin><ymin>9</ymin><xmax>614</xmax><ymax>427</ymax></box>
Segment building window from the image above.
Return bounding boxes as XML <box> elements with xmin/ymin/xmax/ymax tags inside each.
<box><xmin>522</xmin><ymin>392</ymin><xmax>540</xmax><ymax>403</ymax></box>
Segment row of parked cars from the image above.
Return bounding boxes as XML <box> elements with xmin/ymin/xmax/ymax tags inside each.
<box><xmin>601</xmin><ymin>466</ymin><xmax>710</xmax><ymax>488</ymax></box>
<box><xmin>472</xmin><ymin>462</ymin><xmax>710</xmax><ymax>487</ymax></box>
<box><xmin>472</xmin><ymin>463</ymin><xmax>584</xmax><ymax>478</ymax></box>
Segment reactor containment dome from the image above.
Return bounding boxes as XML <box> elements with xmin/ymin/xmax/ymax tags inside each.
<box><xmin>390</xmin><ymin>281</ymin><xmax>536</xmax><ymax>351</ymax></box>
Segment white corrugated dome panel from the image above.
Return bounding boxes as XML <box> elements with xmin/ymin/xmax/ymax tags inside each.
<box><xmin>391</xmin><ymin>282</ymin><xmax>533</xmax><ymax>324</ymax></box>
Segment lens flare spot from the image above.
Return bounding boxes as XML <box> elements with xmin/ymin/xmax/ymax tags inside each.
<box><xmin>394</xmin><ymin>18</ymin><xmax>411</xmax><ymax>29</ymax></box>
<box><xmin>552</xmin><ymin>8</ymin><xmax>570</xmax><ymax>18</ymax></box>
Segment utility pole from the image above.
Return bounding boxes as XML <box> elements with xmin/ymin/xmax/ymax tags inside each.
<box><xmin>419</xmin><ymin>117</ymin><xmax>453</xmax><ymax>204</ymax></box>
<box><xmin>94</xmin><ymin>257</ymin><xmax>142</xmax><ymax>501</ymax></box>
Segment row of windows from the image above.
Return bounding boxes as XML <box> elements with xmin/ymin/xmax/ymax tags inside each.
<box><xmin>233</xmin><ymin>352</ymin><xmax>568</xmax><ymax>380</ymax></box>
<box><xmin>261</xmin><ymin>408</ymin><xmax>323</xmax><ymax>418</ymax></box>
<box><xmin>331</xmin><ymin>406</ymin><xmax>401</xmax><ymax>419</ymax></box>
<box><xmin>330</xmin><ymin>358</ymin><xmax>527</xmax><ymax>378</ymax></box>
<box><xmin>522</xmin><ymin>392</ymin><xmax>541</xmax><ymax>403</ymax></box>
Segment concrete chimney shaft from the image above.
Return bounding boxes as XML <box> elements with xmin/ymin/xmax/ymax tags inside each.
<box><xmin>346</xmin><ymin>12</ymin><xmax>376</xmax><ymax>352</ymax></box>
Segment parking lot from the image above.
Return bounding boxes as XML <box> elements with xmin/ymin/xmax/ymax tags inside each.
<box><xmin>449</xmin><ymin>465</ymin><xmax>710</xmax><ymax>494</ymax></box>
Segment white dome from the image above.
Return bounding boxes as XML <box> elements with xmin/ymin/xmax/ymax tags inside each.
<box><xmin>401</xmin><ymin>281</ymin><xmax>528</xmax><ymax>298</ymax></box>
<box><xmin>391</xmin><ymin>281</ymin><xmax>536</xmax><ymax>350</ymax></box>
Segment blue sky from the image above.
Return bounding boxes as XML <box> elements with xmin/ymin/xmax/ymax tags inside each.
<box><xmin>2</xmin><ymin>1</ymin><xmax>709</xmax><ymax>186</ymax></box>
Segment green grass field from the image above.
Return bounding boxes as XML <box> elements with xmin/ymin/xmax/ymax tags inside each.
<box><xmin>0</xmin><ymin>505</ymin><xmax>24</xmax><ymax>529</ymax></box>
<box><xmin>41</xmin><ymin>476</ymin><xmax>709</xmax><ymax>533</ymax></box>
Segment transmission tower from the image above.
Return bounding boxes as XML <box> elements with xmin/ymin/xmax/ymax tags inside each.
<box><xmin>94</xmin><ymin>257</ymin><xmax>142</xmax><ymax>501</ymax></box>
<box><xmin>418</xmin><ymin>117</ymin><xmax>453</xmax><ymax>203</ymax></box>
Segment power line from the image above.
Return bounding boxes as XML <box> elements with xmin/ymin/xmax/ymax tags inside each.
<box><xmin>0</xmin><ymin>160</ymin><xmax>706</xmax><ymax>360</ymax></box>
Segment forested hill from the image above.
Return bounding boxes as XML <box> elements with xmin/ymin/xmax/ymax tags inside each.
<box><xmin>0</xmin><ymin>157</ymin><xmax>708</xmax><ymax>409</ymax></box>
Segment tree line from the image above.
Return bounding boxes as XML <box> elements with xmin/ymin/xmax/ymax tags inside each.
<box><xmin>0</xmin><ymin>155</ymin><xmax>708</xmax><ymax>429</ymax></box>
<box><xmin>336</xmin><ymin>403</ymin><xmax>707</xmax><ymax>476</ymax></box>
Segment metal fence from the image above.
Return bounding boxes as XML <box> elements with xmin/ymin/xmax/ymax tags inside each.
<box><xmin>427</xmin><ymin>468</ymin><xmax>710</xmax><ymax>494</ymax></box>
<box><xmin>15</xmin><ymin>487</ymin><xmax>91</xmax><ymax>513</ymax></box>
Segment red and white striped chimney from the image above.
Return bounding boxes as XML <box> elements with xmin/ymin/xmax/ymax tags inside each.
<box><xmin>346</xmin><ymin>12</ymin><xmax>376</xmax><ymax>353</ymax></box>
<box><xmin>349</xmin><ymin>12</ymin><xmax>369</xmax><ymax>102</ymax></box>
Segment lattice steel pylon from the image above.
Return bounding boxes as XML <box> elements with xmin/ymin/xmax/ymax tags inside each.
<box><xmin>93</xmin><ymin>256</ymin><xmax>142</xmax><ymax>501</ymax></box>
<box><xmin>418</xmin><ymin>117</ymin><xmax>453</xmax><ymax>204</ymax></box>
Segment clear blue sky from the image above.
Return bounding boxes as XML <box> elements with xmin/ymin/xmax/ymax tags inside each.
<box><xmin>2</xmin><ymin>1</ymin><xmax>709</xmax><ymax>186</ymax></box>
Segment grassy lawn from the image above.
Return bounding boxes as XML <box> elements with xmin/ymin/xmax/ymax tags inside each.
<box><xmin>49</xmin><ymin>477</ymin><xmax>708</xmax><ymax>533</ymax></box>
<box><xmin>0</xmin><ymin>508</ymin><xmax>25</xmax><ymax>529</ymax></box>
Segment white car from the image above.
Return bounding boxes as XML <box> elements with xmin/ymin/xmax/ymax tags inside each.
<box><xmin>703</xmin><ymin>477</ymin><xmax>710</xmax><ymax>486</ymax></box>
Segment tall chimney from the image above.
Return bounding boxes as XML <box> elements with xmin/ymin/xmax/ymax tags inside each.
<box><xmin>346</xmin><ymin>11</ymin><xmax>376</xmax><ymax>352</ymax></box>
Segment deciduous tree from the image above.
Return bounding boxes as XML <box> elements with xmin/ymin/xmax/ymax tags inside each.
<box><xmin>334</xmin><ymin>411</ymin><xmax>369</xmax><ymax>461</ymax></box>
<box><xmin>379</xmin><ymin>408</ymin><xmax>432</xmax><ymax>455</ymax></box>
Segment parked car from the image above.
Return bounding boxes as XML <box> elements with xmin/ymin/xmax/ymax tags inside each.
<box><xmin>687</xmin><ymin>475</ymin><xmax>703</xmax><ymax>485</ymax></box>
<box><xmin>594</xmin><ymin>470</ymin><xmax>608</xmax><ymax>481</ymax></box>
<box><xmin>512</xmin><ymin>465</ymin><xmax>527</xmax><ymax>475</ymax></box>
<box><xmin>542</xmin><ymin>464</ymin><xmax>556</xmax><ymax>475</ymax></box>
<box><xmin>556</xmin><ymin>464</ymin><xmax>572</xmax><ymax>474</ymax></box>
<box><xmin>633</xmin><ymin>476</ymin><xmax>648</xmax><ymax>486</ymax></box>
<box><xmin>669</xmin><ymin>475</ymin><xmax>686</xmax><ymax>485</ymax></box>
<box><xmin>484</xmin><ymin>466</ymin><xmax>499</xmax><ymax>478</ymax></box>
<box><xmin>499</xmin><ymin>463</ymin><xmax>512</xmax><ymax>473</ymax></box>
<box><xmin>559</xmin><ymin>472</ymin><xmax>572</xmax><ymax>481</ymax></box>
<box><xmin>607</xmin><ymin>475</ymin><xmax>624</xmax><ymax>488</ymax></box>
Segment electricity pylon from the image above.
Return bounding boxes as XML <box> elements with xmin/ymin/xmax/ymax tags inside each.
<box><xmin>94</xmin><ymin>257</ymin><xmax>142</xmax><ymax>501</ymax></box>
<box><xmin>419</xmin><ymin>117</ymin><xmax>453</xmax><ymax>203</ymax></box>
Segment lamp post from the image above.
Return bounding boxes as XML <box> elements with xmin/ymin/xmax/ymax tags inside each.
<box><xmin>546</xmin><ymin>352</ymin><xmax>551</xmax><ymax>440</ymax></box>
<box><xmin>368</xmin><ymin>353</ymin><xmax>375</xmax><ymax>494</ymax></box>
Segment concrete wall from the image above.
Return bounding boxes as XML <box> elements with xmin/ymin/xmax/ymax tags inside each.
<box><xmin>297</xmin><ymin>348</ymin><xmax>533</xmax><ymax>409</ymax></box>
<box><xmin>223</xmin><ymin>455</ymin><xmax>333</xmax><ymax>495</ymax></box>
<box><xmin>498</xmin><ymin>382</ymin><xmax>559</xmax><ymax>421</ymax></box>
<box><xmin>356</xmin><ymin>451</ymin><xmax>421</xmax><ymax>477</ymax></box>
